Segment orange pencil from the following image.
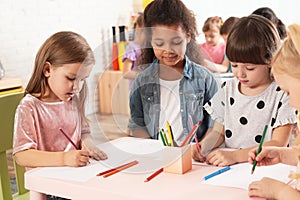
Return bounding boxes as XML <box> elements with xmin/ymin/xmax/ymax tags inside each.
<box><xmin>103</xmin><ymin>160</ymin><xmax>138</xmax><ymax>178</ymax></box>
<box><xmin>97</xmin><ymin>161</ymin><xmax>137</xmax><ymax>176</ymax></box>
<box><xmin>144</xmin><ymin>168</ymin><xmax>163</xmax><ymax>182</ymax></box>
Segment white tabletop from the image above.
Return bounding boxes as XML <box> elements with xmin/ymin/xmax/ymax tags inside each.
<box><xmin>25</xmin><ymin>137</ymin><xmax>265</xmax><ymax>200</ymax></box>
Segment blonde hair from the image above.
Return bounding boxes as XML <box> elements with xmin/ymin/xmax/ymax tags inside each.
<box><xmin>26</xmin><ymin>31</ymin><xmax>95</xmax><ymax>123</ymax></box>
<box><xmin>272</xmin><ymin>24</ymin><xmax>300</xmax><ymax>79</ymax></box>
<box><xmin>202</xmin><ymin>16</ymin><xmax>223</xmax><ymax>32</ymax></box>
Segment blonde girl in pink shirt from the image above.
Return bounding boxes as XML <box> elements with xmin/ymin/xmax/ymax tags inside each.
<box><xmin>13</xmin><ymin>31</ymin><xmax>107</xmax><ymax>169</ymax></box>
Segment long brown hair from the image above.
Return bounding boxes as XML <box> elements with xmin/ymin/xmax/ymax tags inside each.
<box><xmin>26</xmin><ymin>31</ymin><xmax>95</xmax><ymax>122</ymax></box>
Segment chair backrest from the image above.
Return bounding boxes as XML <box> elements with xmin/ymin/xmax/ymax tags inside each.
<box><xmin>0</xmin><ymin>92</ymin><xmax>29</xmax><ymax>200</ymax></box>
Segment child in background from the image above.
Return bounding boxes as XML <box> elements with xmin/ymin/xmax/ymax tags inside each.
<box><xmin>13</xmin><ymin>31</ymin><xmax>107</xmax><ymax>168</ymax></box>
<box><xmin>220</xmin><ymin>16</ymin><xmax>240</xmax><ymax>43</ymax></box>
<box><xmin>192</xmin><ymin>15</ymin><xmax>297</xmax><ymax>166</ymax></box>
<box><xmin>122</xmin><ymin>13</ymin><xmax>146</xmax><ymax>89</ymax></box>
<box><xmin>128</xmin><ymin>0</ymin><xmax>218</xmax><ymax>146</ymax></box>
<box><xmin>252</xmin><ymin>7</ymin><xmax>287</xmax><ymax>40</ymax></box>
<box><xmin>220</xmin><ymin>16</ymin><xmax>240</xmax><ymax>73</ymax></box>
<box><xmin>248</xmin><ymin>23</ymin><xmax>300</xmax><ymax>200</ymax></box>
<box><xmin>200</xmin><ymin>16</ymin><xmax>229</xmax><ymax>73</ymax></box>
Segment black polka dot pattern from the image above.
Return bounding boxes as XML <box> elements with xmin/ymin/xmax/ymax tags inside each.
<box><xmin>277</xmin><ymin>102</ymin><xmax>282</xmax><ymax>109</ymax></box>
<box><xmin>276</xmin><ymin>86</ymin><xmax>281</xmax><ymax>91</ymax></box>
<box><xmin>271</xmin><ymin>118</ymin><xmax>276</xmax><ymax>127</ymax></box>
<box><xmin>255</xmin><ymin>135</ymin><xmax>262</xmax><ymax>143</ymax></box>
<box><xmin>221</xmin><ymin>101</ymin><xmax>225</xmax><ymax>106</ymax></box>
<box><xmin>207</xmin><ymin>101</ymin><xmax>211</xmax><ymax>106</ymax></box>
<box><xmin>256</xmin><ymin>100</ymin><xmax>265</xmax><ymax>109</ymax></box>
<box><xmin>230</xmin><ymin>97</ymin><xmax>234</xmax><ymax>105</ymax></box>
<box><xmin>296</xmin><ymin>110</ymin><xmax>298</xmax><ymax>115</ymax></box>
<box><xmin>239</xmin><ymin>117</ymin><xmax>248</xmax><ymax>125</ymax></box>
<box><xmin>221</xmin><ymin>82</ymin><xmax>226</xmax><ymax>88</ymax></box>
<box><xmin>225</xmin><ymin>129</ymin><xmax>232</xmax><ymax>138</ymax></box>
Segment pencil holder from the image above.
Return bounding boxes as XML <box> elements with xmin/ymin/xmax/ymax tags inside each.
<box><xmin>163</xmin><ymin>145</ymin><xmax>192</xmax><ymax>174</ymax></box>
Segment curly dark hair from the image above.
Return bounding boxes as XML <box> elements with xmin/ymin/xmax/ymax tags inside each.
<box><xmin>139</xmin><ymin>0</ymin><xmax>203</xmax><ymax>66</ymax></box>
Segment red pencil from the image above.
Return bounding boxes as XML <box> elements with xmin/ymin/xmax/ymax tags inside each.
<box><xmin>102</xmin><ymin>160</ymin><xmax>138</xmax><ymax>178</ymax></box>
<box><xmin>144</xmin><ymin>168</ymin><xmax>163</xmax><ymax>182</ymax></box>
<box><xmin>59</xmin><ymin>128</ymin><xmax>79</xmax><ymax>150</ymax></box>
<box><xmin>194</xmin><ymin>134</ymin><xmax>201</xmax><ymax>153</ymax></box>
<box><xmin>180</xmin><ymin>121</ymin><xmax>202</xmax><ymax>147</ymax></box>
<box><xmin>97</xmin><ymin>160</ymin><xmax>138</xmax><ymax>176</ymax></box>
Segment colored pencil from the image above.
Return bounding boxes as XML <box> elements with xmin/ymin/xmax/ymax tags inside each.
<box><xmin>59</xmin><ymin>128</ymin><xmax>79</xmax><ymax>150</ymax></box>
<box><xmin>103</xmin><ymin>160</ymin><xmax>138</xmax><ymax>178</ymax></box>
<box><xmin>194</xmin><ymin>134</ymin><xmax>201</xmax><ymax>153</ymax></box>
<box><xmin>180</xmin><ymin>121</ymin><xmax>202</xmax><ymax>147</ymax></box>
<box><xmin>159</xmin><ymin>130</ymin><xmax>167</xmax><ymax>146</ymax></box>
<box><xmin>166</xmin><ymin>121</ymin><xmax>174</xmax><ymax>147</ymax></box>
<box><xmin>203</xmin><ymin>166</ymin><xmax>231</xmax><ymax>181</ymax></box>
<box><xmin>97</xmin><ymin>160</ymin><xmax>138</xmax><ymax>176</ymax></box>
<box><xmin>144</xmin><ymin>168</ymin><xmax>163</xmax><ymax>182</ymax></box>
<box><xmin>161</xmin><ymin>129</ymin><xmax>169</xmax><ymax>146</ymax></box>
<box><xmin>251</xmin><ymin>125</ymin><xmax>268</xmax><ymax>174</ymax></box>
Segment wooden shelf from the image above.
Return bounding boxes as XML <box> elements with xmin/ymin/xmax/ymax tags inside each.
<box><xmin>98</xmin><ymin>70</ymin><xmax>130</xmax><ymax>115</ymax></box>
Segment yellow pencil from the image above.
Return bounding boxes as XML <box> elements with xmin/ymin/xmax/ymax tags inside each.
<box><xmin>166</xmin><ymin>121</ymin><xmax>174</xmax><ymax>147</ymax></box>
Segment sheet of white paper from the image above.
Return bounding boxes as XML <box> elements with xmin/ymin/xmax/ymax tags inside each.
<box><xmin>202</xmin><ymin>163</ymin><xmax>295</xmax><ymax>189</ymax></box>
<box><xmin>28</xmin><ymin>137</ymin><xmax>164</xmax><ymax>182</ymax></box>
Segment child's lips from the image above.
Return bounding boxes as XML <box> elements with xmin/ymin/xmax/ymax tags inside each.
<box><xmin>67</xmin><ymin>93</ymin><xmax>75</xmax><ymax>100</ymax></box>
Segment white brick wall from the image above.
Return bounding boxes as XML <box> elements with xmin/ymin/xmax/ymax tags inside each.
<box><xmin>1</xmin><ymin>0</ymin><xmax>299</xmax><ymax>114</ymax></box>
<box><xmin>0</xmin><ymin>0</ymin><xmax>135</xmax><ymax>114</ymax></box>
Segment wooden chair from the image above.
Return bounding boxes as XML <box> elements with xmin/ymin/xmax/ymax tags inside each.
<box><xmin>0</xmin><ymin>92</ymin><xmax>29</xmax><ymax>200</ymax></box>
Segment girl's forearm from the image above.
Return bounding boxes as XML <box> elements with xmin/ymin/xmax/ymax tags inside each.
<box><xmin>14</xmin><ymin>149</ymin><xmax>65</xmax><ymax>167</ymax></box>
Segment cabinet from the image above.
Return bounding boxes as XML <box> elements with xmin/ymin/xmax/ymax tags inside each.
<box><xmin>0</xmin><ymin>77</ymin><xmax>23</xmax><ymax>95</ymax></box>
<box><xmin>98</xmin><ymin>70</ymin><xmax>130</xmax><ymax>115</ymax></box>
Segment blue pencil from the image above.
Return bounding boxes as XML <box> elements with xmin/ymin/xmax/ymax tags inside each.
<box><xmin>203</xmin><ymin>166</ymin><xmax>231</xmax><ymax>181</ymax></box>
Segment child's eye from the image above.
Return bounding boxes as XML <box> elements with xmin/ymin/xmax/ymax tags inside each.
<box><xmin>172</xmin><ymin>40</ymin><xmax>183</xmax><ymax>45</ymax></box>
<box><xmin>153</xmin><ymin>42</ymin><xmax>164</xmax><ymax>47</ymax></box>
<box><xmin>246</xmin><ymin>68</ymin><xmax>255</xmax><ymax>71</ymax></box>
<box><xmin>67</xmin><ymin>77</ymin><xmax>76</xmax><ymax>81</ymax></box>
<box><xmin>231</xmin><ymin>64</ymin><xmax>237</xmax><ymax>68</ymax></box>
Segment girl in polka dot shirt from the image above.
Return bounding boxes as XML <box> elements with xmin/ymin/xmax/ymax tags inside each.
<box><xmin>192</xmin><ymin>15</ymin><xmax>297</xmax><ymax>166</ymax></box>
<box><xmin>248</xmin><ymin>23</ymin><xmax>300</xmax><ymax>200</ymax></box>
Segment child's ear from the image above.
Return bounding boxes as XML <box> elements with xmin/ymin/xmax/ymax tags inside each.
<box><xmin>43</xmin><ymin>62</ymin><xmax>51</xmax><ymax>77</ymax></box>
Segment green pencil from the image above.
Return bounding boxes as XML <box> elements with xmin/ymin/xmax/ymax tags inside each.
<box><xmin>159</xmin><ymin>130</ymin><xmax>167</xmax><ymax>146</ymax></box>
<box><xmin>251</xmin><ymin>125</ymin><xmax>268</xmax><ymax>174</ymax></box>
<box><xmin>161</xmin><ymin>129</ymin><xmax>169</xmax><ymax>146</ymax></box>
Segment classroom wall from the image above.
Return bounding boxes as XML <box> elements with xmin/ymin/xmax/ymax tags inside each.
<box><xmin>1</xmin><ymin>0</ymin><xmax>300</xmax><ymax>114</ymax></box>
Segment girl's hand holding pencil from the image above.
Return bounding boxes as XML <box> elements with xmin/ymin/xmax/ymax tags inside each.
<box><xmin>63</xmin><ymin>150</ymin><xmax>90</xmax><ymax>167</ymax></box>
<box><xmin>192</xmin><ymin>140</ymin><xmax>206</xmax><ymax>162</ymax></box>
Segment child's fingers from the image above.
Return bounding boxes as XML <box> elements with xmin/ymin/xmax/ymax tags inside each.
<box><xmin>90</xmin><ymin>148</ymin><xmax>108</xmax><ymax>160</ymax></box>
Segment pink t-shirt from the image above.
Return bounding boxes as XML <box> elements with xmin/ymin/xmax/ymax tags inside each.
<box><xmin>13</xmin><ymin>94</ymin><xmax>90</xmax><ymax>154</ymax></box>
<box><xmin>200</xmin><ymin>42</ymin><xmax>226</xmax><ymax>64</ymax></box>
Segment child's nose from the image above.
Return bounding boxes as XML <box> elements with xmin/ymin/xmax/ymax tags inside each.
<box><xmin>237</xmin><ymin>68</ymin><xmax>246</xmax><ymax>78</ymax></box>
<box><xmin>163</xmin><ymin>43</ymin><xmax>174</xmax><ymax>53</ymax></box>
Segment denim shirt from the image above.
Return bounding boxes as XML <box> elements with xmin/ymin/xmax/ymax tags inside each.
<box><xmin>129</xmin><ymin>56</ymin><xmax>218</xmax><ymax>140</ymax></box>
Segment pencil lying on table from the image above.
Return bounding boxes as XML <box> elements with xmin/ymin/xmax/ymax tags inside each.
<box><xmin>144</xmin><ymin>168</ymin><xmax>163</xmax><ymax>182</ymax></box>
<box><xmin>97</xmin><ymin>160</ymin><xmax>138</xmax><ymax>176</ymax></box>
<box><xmin>102</xmin><ymin>160</ymin><xmax>139</xmax><ymax>178</ymax></box>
